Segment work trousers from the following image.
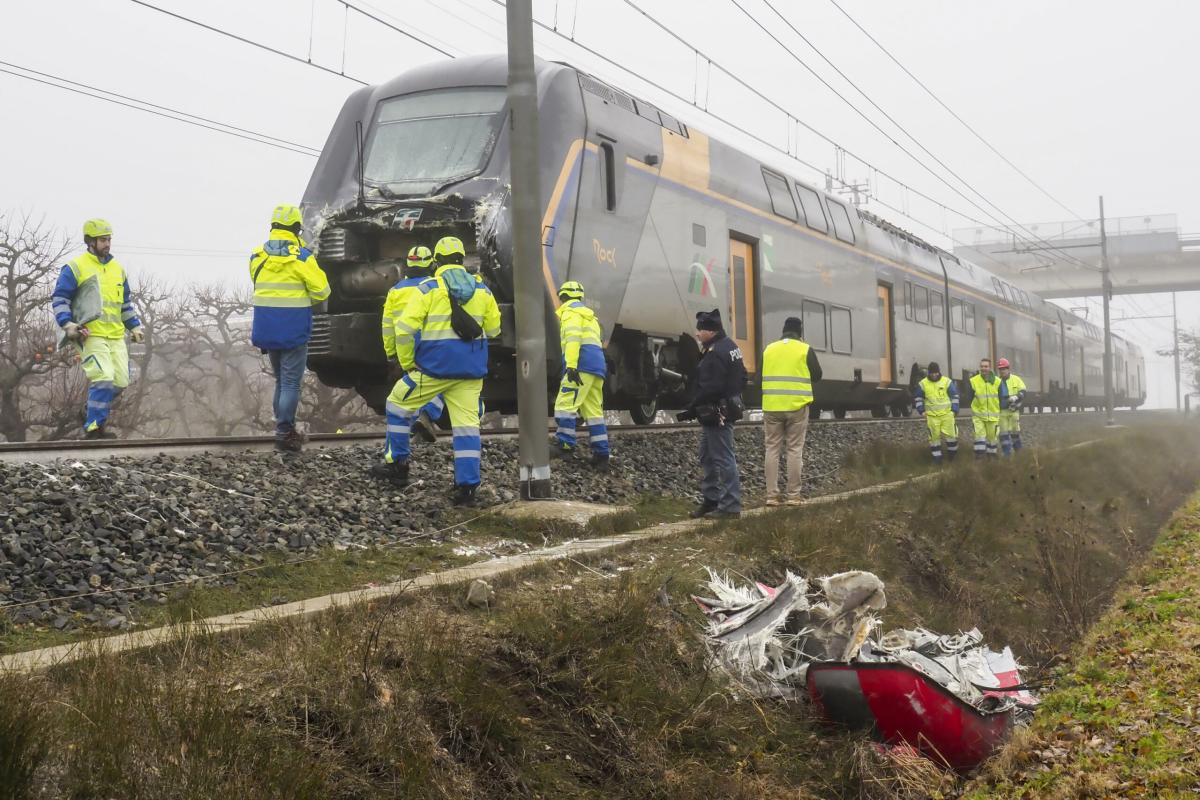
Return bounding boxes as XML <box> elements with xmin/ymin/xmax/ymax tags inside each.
<box><xmin>268</xmin><ymin>344</ymin><xmax>307</xmax><ymax>438</ymax></box>
<box><xmin>925</xmin><ymin>413</ymin><xmax>959</xmax><ymax>463</ymax></box>
<box><xmin>972</xmin><ymin>416</ymin><xmax>999</xmax><ymax>458</ymax></box>
<box><xmin>764</xmin><ymin>409</ymin><xmax>808</xmax><ymax>501</ymax></box>
<box><xmin>385</xmin><ymin>371</ymin><xmax>483</xmax><ymax>486</ymax></box>
<box><xmin>998</xmin><ymin>409</ymin><xmax>1023</xmax><ymax>456</ymax></box>
<box><xmin>699</xmin><ymin>422</ymin><xmax>741</xmax><ymax>513</ymax></box>
<box><xmin>79</xmin><ymin>335</ymin><xmax>130</xmax><ymax>433</ymax></box>
<box><xmin>553</xmin><ymin>371</ymin><xmax>609</xmax><ymax>457</ymax></box>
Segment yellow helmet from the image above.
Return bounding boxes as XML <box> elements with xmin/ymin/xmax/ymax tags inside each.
<box><xmin>82</xmin><ymin>218</ymin><xmax>113</xmax><ymax>239</ymax></box>
<box><xmin>407</xmin><ymin>245</ymin><xmax>434</xmax><ymax>270</ymax></box>
<box><xmin>270</xmin><ymin>204</ymin><xmax>303</xmax><ymax>229</ymax></box>
<box><xmin>558</xmin><ymin>280</ymin><xmax>585</xmax><ymax>301</ymax></box>
<box><xmin>433</xmin><ymin>236</ymin><xmax>466</xmax><ymax>263</ymax></box>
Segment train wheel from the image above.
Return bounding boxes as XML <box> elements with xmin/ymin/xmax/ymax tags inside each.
<box><xmin>870</xmin><ymin>407</ymin><xmax>888</xmax><ymax>418</ymax></box>
<box><xmin>891</xmin><ymin>403</ymin><xmax>912</xmax><ymax>418</ymax></box>
<box><xmin>630</xmin><ymin>398</ymin><xmax>658</xmax><ymax>425</ymax></box>
<box><xmin>833</xmin><ymin>408</ymin><xmax>847</xmax><ymax>419</ymax></box>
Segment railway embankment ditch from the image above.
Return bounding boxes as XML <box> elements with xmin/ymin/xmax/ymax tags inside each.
<box><xmin>0</xmin><ymin>422</ymin><xmax>1197</xmax><ymax>798</ymax></box>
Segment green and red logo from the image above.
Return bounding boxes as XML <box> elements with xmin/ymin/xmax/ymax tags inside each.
<box><xmin>688</xmin><ymin>257</ymin><xmax>717</xmax><ymax>297</ymax></box>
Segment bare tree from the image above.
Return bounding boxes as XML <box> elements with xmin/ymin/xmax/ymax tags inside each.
<box><xmin>300</xmin><ymin>374</ymin><xmax>378</xmax><ymax>432</ymax></box>
<box><xmin>0</xmin><ymin>212</ymin><xmax>74</xmax><ymax>442</ymax></box>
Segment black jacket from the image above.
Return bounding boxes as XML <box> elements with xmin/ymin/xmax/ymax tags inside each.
<box><xmin>691</xmin><ymin>331</ymin><xmax>747</xmax><ymax>408</ymax></box>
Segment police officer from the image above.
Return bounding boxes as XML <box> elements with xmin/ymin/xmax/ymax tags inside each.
<box><xmin>382</xmin><ymin>245</ymin><xmax>444</xmax><ymax>443</ymax></box>
<box><xmin>761</xmin><ymin>316</ymin><xmax>822</xmax><ymax>505</ymax></box>
<box><xmin>997</xmin><ymin>357</ymin><xmax>1026</xmax><ymax>456</ymax></box>
<box><xmin>551</xmin><ymin>280</ymin><xmax>610</xmax><ymax>470</ymax></box>
<box><xmin>371</xmin><ymin>236</ymin><xmax>501</xmax><ymax>506</ymax></box>
<box><xmin>250</xmin><ymin>206</ymin><xmax>331</xmax><ymax>452</ymax></box>
<box><xmin>677</xmin><ymin>309</ymin><xmax>747</xmax><ymax>519</ymax></box>
<box><xmin>913</xmin><ymin>361</ymin><xmax>959</xmax><ymax>464</ymax></box>
<box><xmin>51</xmin><ymin>219</ymin><xmax>145</xmax><ymax>439</ymax></box>
<box><xmin>968</xmin><ymin>357</ymin><xmax>1001</xmax><ymax>459</ymax></box>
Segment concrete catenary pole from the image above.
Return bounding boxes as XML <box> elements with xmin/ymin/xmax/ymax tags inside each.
<box><xmin>1173</xmin><ymin>291</ymin><xmax>1181</xmax><ymax>411</ymax></box>
<box><xmin>1099</xmin><ymin>195</ymin><xmax>1115</xmax><ymax>426</ymax></box>
<box><xmin>506</xmin><ymin>0</ymin><xmax>552</xmax><ymax>499</ymax></box>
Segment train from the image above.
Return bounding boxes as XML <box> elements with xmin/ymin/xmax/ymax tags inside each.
<box><xmin>300</xmin><ymin>54</ymin><xmax>1145</xmax><ymax>421</ymax></box>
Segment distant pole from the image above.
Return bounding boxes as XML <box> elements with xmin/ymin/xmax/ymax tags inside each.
<box><xmin>1173</xmin><ymin>291</ymin><xmax>1181</xmax><ymax>411</ymax></box>
<box><xmin>1099</xmin><ymin>195</ymin><xmax>1115</xmax><ymax>426</ymax></box>
<box><xmin>506</xmin><ymin>0</ymin><xmax>552</xmax><ymax>499</ymax></box>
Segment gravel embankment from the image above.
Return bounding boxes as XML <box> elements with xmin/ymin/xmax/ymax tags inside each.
<box><xmin>0</xmin><ymin>414</ymin><xmax>1099</xmax><ymax>627</ymax></box>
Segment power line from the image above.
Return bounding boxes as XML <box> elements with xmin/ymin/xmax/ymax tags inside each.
<box><xmin>0</xmin><ymin>62</ymin><xmax>320</xmax><ymax>157</ymax></box>
<box><xmin>826</xmin><ymin>0</ymin><xmax>1083</xmax><ymax>221</ymax></box>
<box><xmin>339</xmin><ymin>0</ymin><xmax>457</xmax><ymax>58</ymax></box>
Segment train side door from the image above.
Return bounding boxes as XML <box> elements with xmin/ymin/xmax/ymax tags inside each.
<box><xmin>1036</xmin><ymin>332</ymin><xmax>1044</xmax><ymax>392</ymax></box>
<box><xmin>986</xmin><ymin>317</ymin><xmax>997</xmax><ymax>365</ymax></box>
<box><xmin>728</xmin><ymin>238</ymin><xmax>758</xmax><ymax>372</ymax></box>
<box><xmin>876</xmin><ymin>282</ymin><xmax>894</xmax><ymax>385</ymax></box>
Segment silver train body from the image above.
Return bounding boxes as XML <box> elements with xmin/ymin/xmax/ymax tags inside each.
<box><xmin>301</xmin><ymin>55</ymin><xmax>1146</xmax><ymax>419</ymax></box>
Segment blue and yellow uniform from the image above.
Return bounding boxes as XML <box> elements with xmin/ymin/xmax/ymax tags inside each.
<box><xmin>998</xmin><ymin>361</ymin><xmax>1026</xmax><ymax>456</ymax></box>
<box><xmin>382</xmin><ymin>246</ymin><xmax>444</xmax><ymax>430</ymax></box>
<box><xmin>552</xmin><ymin>281</ymin><xmax>609</xmax><ymax>463</ymax></box>
<box><xmin>913</xmin><ymin>365</ymin><xmax>959</xmax><ymax>463</ymax></box>
<box><xmin>969</xmin><ymin>369</ymin><xmax>1001</xmax><ymax>458</ymax></box>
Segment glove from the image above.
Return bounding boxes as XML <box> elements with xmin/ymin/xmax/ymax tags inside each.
<box><xmin>675</xmin><ymin>408</ymin><xmax>697</xmax><ymax>422</ymax></box>
<box><xmin>63</xmin><ymin>321</ymin><xmax>85</xmax><ymax>342</ymax></box>
<box><xmin>565</xmin><ymin>367</ymin><xmax>582</xmax><ymax>385</ymax></box>
<box><xmin>952</xmin><ymin>403</ymin><xmax>960</xmax><ymax>414</ymax></box>
<box><xmin>129</xmin><ymin>327</ymin><xmax>145</xmax><ymax>344</ymax></box>
<box><xmin>387</xmin><ymin>361</ymin><xmax>404</xmax><ymax>383</ymax></box>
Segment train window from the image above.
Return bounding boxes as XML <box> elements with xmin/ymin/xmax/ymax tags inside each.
<box><xmin>828</xmin><ymin>200</ymin><xmax>856</xmax><ymax>243</ymax></box>
<box><xmin>951</xmin><ymin>298</ymin><xmax>964</xmax><ymax>332</ymax></box>
<box><xmin>794</xmin><ymin>183</ymin><xmax>829</xmax><ymax>233</ymax></box>
<box><xmin>762</xmin><ymin>170</ymin><xmax>798</xmax><ymax>221</ymax></box>
<box><xmin>599</xmin><ymin>142</ymin><xmax>617</xmax><ymax>212</ymax></box>
<box><xmin>830</xmin><ymin>306</ymin><xmax>852</xmax><ymax>354</ymax></box>
<box><xmin>914</xmin><ymin>285</ymin><xmax>930</xmax><ymax>324</ymax></box>
<box><xmin>965</xmin><ymin>303</ymin><xmax>977</xmax><ymax>335</ymax></box>
<box><xmin>802</xmin><ymin>300</ymin><xmax>827</xmax><ymax>350</ymax></box>
<box><xmin>903</xmin><ymin>281</ymin><xmax>913</xmax><ymax>320</ymax></box>
<box><xmin>931</xmin><ymin>291</ymin><xmax>945</xmax><ymax>328</ymax></box>
<box><xmin>692</xmin><ymin>223</ymin><xmax>706</xmax><ymax>246</ymax></box>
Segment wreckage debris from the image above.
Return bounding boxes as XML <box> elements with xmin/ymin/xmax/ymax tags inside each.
<box><xmin>694</xmin><ymin>568</ymin><xmax>1037</xmax><ymax>771</ymax></box>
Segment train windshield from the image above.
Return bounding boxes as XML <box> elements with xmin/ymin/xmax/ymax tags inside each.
<box><xmin>364</xmin><ymin>87</ymin><xmax>506</xmax><ymax>196</ymax></box>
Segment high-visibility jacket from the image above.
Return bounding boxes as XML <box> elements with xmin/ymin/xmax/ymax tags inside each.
<box><xmin>970</xmin><ymin>372</ymin><xmax>1001</xmax><ymax>421</ymax></box>
<box><xmin>915</xmin><ymin>375</ymin><xmax>959</xmax><ymax>417</ymax></box>
<box><xmin>395</xmin><ymin>264</ymin><xmax>501</xmax><ymax>378</ymax></box>
<box><xmin>1000</xmin><ymin>373</ymin><xmax>1027</xmax><ymax>410</ymax></box>
<box><xmin>555</xmin><ymin>299</ymin><xmax>606</xmax><ymax>377</ymax></box>
<box><xmin>761</xmin><ymin>337</ymin><xmax>814</xmax><ymax>411</ymax></box>
<box><xmin>249</xmin><ymin>230</ymin><xmax>330</xmax><ymax>350</ymax></box>
<box><xmin>51</xmin><ymin>252</ymin><xmax>140</xmax><ymax>339</ymax></box>
<box><xmin>381</xmin><ymin>275</ymin><xmax>435</xmax><ymax>361</ymax></box>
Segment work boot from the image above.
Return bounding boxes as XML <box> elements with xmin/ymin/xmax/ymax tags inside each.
<box><xmin>413</xmin><ymin>411</ymin><xmax>438</xmax><ymax>443</ymax></box>
<box><xmin>589</xmin><ymin>454</ymin><xmax>611</xmax><ymax>472</ymax></box>
<box><xmin>690</xmin><ymin>500</ymin><xmax>718</xmax><ymax>519</ymax></box>
<box><xmin>705</xmin><ymin>509</ymin><xmax>742</xmax><ymax>520</ymax></box>
<box><xmin>451</xmin><ymin>484</ymin><xmax>479</xmax><ymax>507</ymax></box>
<box><xmin>550</xmin><ymin>442</ymin><xmax>575</xmax><ymax>460</ymax></box>
<box><xmin>369</xmin><ymin>460</ymin><xmax>410</xmax><ymax>487</ymax></box>
<box><xmin>83</xmin><ymin>426</ymin><xmax>117</xmax><ymax>441</ymax></box>
<box><xmin>275</xmin><ymin>430</ymin><xmax>304</xmax><ymax>453</ymax></box>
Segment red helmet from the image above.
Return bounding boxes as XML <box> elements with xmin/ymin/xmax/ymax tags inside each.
<box><xmin>996</xmin><ymin>358</ymin><xmax>1010</xmax><ymax>369</ymax></box>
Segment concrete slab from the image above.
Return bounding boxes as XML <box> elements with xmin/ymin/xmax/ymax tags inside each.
<box><xmin>498</xmin><ymin>500</ymin><xmax>632</xmax><ymax>527</ymax></box>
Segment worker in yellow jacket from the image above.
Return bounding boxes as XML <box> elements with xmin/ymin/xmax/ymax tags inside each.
<box><xmin>997</xmin><ymin>357</ymin><xmax>1026</xmax><ymax>456</ymax></box>
<box><xmin>381</xmin><ymin>245</ymin><xmax>443</xmax><ymax>442</ymax></box>
<box><xmin>551</xmin><ymin>281</ymin><xmax>610</xmax><ymax>469</ymax></box>
<box><xmin>968</xmin><ymin>357</ymin><xmax>1001</xmax><ymax>459</ymax></box>
<box><xmin>760</xmin><ymin>316</ymin><xmax>822</xmax><ymax>504</ymax></box>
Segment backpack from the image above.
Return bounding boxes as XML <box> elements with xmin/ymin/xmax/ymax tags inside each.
<box><xmin>442</xmin><ymin>268</ymin><xmax>483</xmax><ymax>341</ymax></box>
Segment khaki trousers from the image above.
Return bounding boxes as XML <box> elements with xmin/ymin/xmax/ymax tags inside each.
<box><xmin>764</xmin><ymin>408</ymin><xmax>809</xmax><ymax>500</ymax></box>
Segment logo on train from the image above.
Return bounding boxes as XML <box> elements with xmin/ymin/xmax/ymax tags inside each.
<box><xmin>688</xmin><ymin>256</ymin><xmax>717</xmax><ymax>297</ymax></box>
<box><xmin>390</xmin><ymin>208</ymin><xmax>423</xmax><ymax>231</ymax></box>
<box><xmin>592</xmin><ymin>238</ymin><xmax>616</xmax><ymax>267</ymax></box>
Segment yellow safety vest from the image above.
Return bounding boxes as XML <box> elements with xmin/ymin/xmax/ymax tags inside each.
<box><xmin>970</xmin><ymin>373</ymin><xmax>1001</xmax><ymax>421</ymax></box>
<box><xmin>1002</xmin><ymin>373</ymin><xmax>1027</xmax><ymax>412</ymax></box>
<box><xmin>761</xmin><ymin>337</ymin><xmax>813</xmax><ymax>411</ymax></box>
<box><xmin>68</xmin><ymin>252</ymin><xmax>129</xmax><ymax>339</ymax></box>
<box><xmin>918</xmin><ymin>376</ymin><xmax>954</xmax><ymax>417</ymax></box>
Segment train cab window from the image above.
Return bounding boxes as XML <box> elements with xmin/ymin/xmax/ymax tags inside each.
<box><xmin>828</xmin><ymin>200</ymin><xmax>855</xmax><ymax>243</ymax></box>
<box><xmin>903</xmin><ymin>281</ymin><xmax>913</xmax><ymax>320</ymax></box>
<box><xmin>802</xmin><ymin>299</ymin><xmax>827</xmax><ymax>350</ymax></box>
<box><xmin>951</xmin><ymin>298</ymin><xmax>964</xmax><ymax>332</ymax></box>
<box><xmin>914</xmin><ymin>285</ymin><xmax>930</xmax><ymax>324</ymax></box>
<box><xmin>692</xmin><ymin>223</ymin><xmax>706</xmax><ymax>246</ymax></box>
<box><xmin>794</xmin><ymin>183</ymin><xmax>829</xmax><ymax>233</ymax></box>
<box><xmin>762</xmin><ymin>170</ymin><xmax>798</xmax><ymax>221</ymax></box>
<box><xmin>931</xmin><ymin>290</ymin><xmax>945</xmax><ymax>328</ymax></box>
<box><xmin>830</xmin><ymin>306</ymin><xmax>852</xmax><ymax>354</ymax></box>
<box><xmin>599</xmin><ymin>141</ymin><xmax>617</xmax><ymax>212</ymax></box>
<box><xmin>965</xmin><ymin>303</ymin><xmax>977</xmax><ymax>335</ymax></box>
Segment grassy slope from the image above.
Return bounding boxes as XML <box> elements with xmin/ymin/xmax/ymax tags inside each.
<box><xmin>1</xmin><ymin>424</ymin><xmax>1198</xmax><ymax>799</ymax></box>
<box><xmin>965</xmin><ymin>490</ymin><xmax>1200</xmax><ymax>799</ymax></box>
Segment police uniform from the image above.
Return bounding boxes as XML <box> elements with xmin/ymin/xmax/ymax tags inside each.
<box><xmin>761</xmin><ymin>317</ymin><xmax>821</xmax><ymax>504</ymax></box>
<box><xmin>685</xmin><ymin>309</ymin><xmax>747</xmax><ymax>517</ymax></box>
<box><xmin>376</xmin><ymin>237</ymin><xmax>501</xmax><ymax>504</ymax></box>
<box><xmin>51</xmin><ymin>219</ymin><xmax>144</xmax><ymax>437</ymax></box>
<box><xmin>969</xmin><ymin>371</ymin><xmax>1001</xmax><ymax>458</ymax></box>
<box><xmin>914</xmin><ymin>370</ymin><xmax>959</xmax><ymax>462</ymax></box>
<box><xmin>250</xmin><ymin>205</ymin><xmax>331</xmax><ymax>451</ymax></box>
<box><xmin>552</xmin><ymin>281</ymin><xmax>609</xmax><ymax>465</ymax></box>
<box><xmin>999</xmin><ymin>370</ymin><xmax>1027</xmax><ymax>456</ymax></box>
